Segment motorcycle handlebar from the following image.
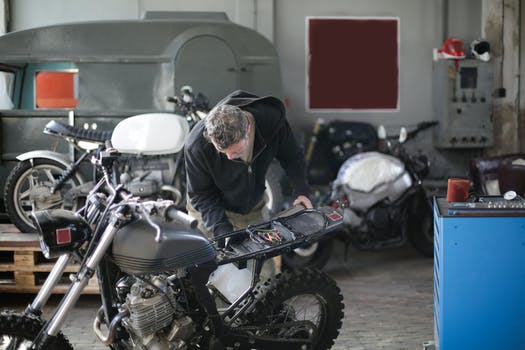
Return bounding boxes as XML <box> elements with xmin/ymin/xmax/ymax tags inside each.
<box><xmin>166</xmin><ymin>96</ymin><xmax>180</xmax><ymax>104</ymax></box>
<box><xmin>406</xmin><ymin>121</ymin><xmax>438</xmax><ymax>140</ymax></box>
<box><xmin>166</xmin><ymin>206</ymin><xmax>198</xmax><ymax>230</ymax></box>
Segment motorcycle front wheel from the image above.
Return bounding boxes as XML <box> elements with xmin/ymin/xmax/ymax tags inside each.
<box><xmin>4</xmin><ymin>159</ymin><xmax>84</xmax><ymax>233</ymax></box>
<box><xmin>407</xmin><ymin>193</ymin><xmax>434</xmax><ymax>257</ymax></box>
<box><xmin>0</xmin><ymin>311</ymin><xmax>72</xmax><ymax>349</ymax></box>
<box><xmin>248</xmin><ymin>268</ymin><xmax>344</xmax><ymax>350</ymax></box>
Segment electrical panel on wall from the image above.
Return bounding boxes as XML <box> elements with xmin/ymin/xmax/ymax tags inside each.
<box><xmin>433</xmin><ymin>60</ymin><xmax>493</xmax><ymax>148</ymax></box>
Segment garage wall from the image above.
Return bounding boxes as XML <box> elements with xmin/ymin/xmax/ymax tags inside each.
<box><xmin>9</xmin><ymin>0</ymin><xmax>481</xmax><ymax>130</ymax></box>
<box><xmin>277</xmin><ymin>0</ymin><xmax>437</xmax><ymax>130</ymax></box>
<box><xmin>8</xmin><ymin>0</ymin><xmax>512</xmax><ymax>179</ymax></box>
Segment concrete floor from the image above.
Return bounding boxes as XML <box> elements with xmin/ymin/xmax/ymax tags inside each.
<box><xmin>0</xmin><ymin>243</ymin><xmax>434</xmax><ymax>350</ymax></box>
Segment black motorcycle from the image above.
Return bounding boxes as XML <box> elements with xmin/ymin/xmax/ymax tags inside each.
<box><xmin>0</xmin><ymin>146</ymin><xmax>344</xmax><ymax>349</ymax></box>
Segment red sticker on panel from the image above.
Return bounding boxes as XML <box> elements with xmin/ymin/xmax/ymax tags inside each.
<box><xmin>328</xmin><ymin>211</ymin><xmax>343</xmax><ymax>221</ymax></box>
<box><xmin>56</xmin><ymin>228</ymin><xmax>72</xmax><ymax>244</ymax></box>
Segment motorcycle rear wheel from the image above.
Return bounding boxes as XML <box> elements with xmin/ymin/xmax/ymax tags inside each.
<box><xmin>248</xmin><ymin>268</ymin><xmax>344</xmax><ymax>350</ymax></box>
<box><xmin>263</xmin><ymin>162</ymin><xmax>284</xmax><ymax>218</ymax></box>
<box><xmin>281</xmin><ymin>238</ymin><xmax>334</xmax><ymax>270</ymax></box>
<box><xmin>0</xmin><ymin>311</ymin><xmax>72</xmax><ymax>350</ymax></box>
<box><xmin>4</xmin><ymin>159</ymin><xmax>84</xmax><ymax>233</ymax></box>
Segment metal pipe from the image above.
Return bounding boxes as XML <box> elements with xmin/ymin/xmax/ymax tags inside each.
<box><xmin>26</xmin><ymin>254</ymin><xmax>71</xmax><ymax>316</ymax></box>
<box><xmin>93</xmin><ymin>307</ymin><xmax>129</xmax><ymax>345</ymax></box>
<box><xmin>46</xmin><ymin>274</ymin><xmax>90</xmax><ymax>335</ymax></box>
<box><xmin>442</xmin><ymin>0</ymin><xmax>448</xmax><ymax>41</ymax></box>
<box><xmin>45</xmin><ymin>221</ymin><xmax>120</xmax><ymax>336</ymax></box>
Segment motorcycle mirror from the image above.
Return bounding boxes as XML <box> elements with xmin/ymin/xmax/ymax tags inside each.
<box><xmin>180</xmin><ymin>85</ymin><xmax>193</xmax><ymax>94</ymax></box>
<box><xmin>377</xmin><ymin>125</ymin><xmax>387</xmax><ymax>140</ymax></box>
<box><xmin>399</xmin><ymin>127</ymin><xmax>407</xmax><ymax>143</ymax></box>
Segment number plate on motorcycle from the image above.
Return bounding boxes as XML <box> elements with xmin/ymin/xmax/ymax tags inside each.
<box><xmin>328</xmin><ymin>211</ymin><xmax>343</xmax><ymax>221</ymax></box>
<box><xmin>56</xmin><ymin>227</ymin><xmax>72</xmax><ymax>244</ymax></box>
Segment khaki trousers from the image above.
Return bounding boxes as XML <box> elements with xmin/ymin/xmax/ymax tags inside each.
<box><xmin>186</xmin><ymin>198</ymin><xmax>279</xmax><ymax>279</ymax></box>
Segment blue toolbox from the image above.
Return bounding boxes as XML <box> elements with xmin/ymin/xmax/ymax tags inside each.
<box><xmin>434</xmin><ymin>196</ymin><xmax>525</xmax><ymax>349</ymax></box>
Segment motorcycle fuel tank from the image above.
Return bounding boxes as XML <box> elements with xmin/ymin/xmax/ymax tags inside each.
<box><xmin>112</xmin><ymin>218</ymin><xmax>216</xmax><ymax>274</ymax></box>
<box><xmin>111</xmin><ymin>113</ymin><xmax>189</xmax><ymax>155</ymax></box>
<box><xmin>335</xmin><ymin>152</ymin><xmax>413</xmax><ymax>211</ymax></box>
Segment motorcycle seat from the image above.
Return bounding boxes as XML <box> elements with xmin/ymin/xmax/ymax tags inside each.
<box><xmin>44</xmin><ymin>120</ymin><xmax>113</xmax><ymax>143</ymax></box>
<box><xmin>498</xmin><ymin>163</ymin><xmax>525</xmax><ymax>197</ymax></box>
<box><xmin>469</xmin><ymin>153</ymin><xmax>525</xmax><ymax>195</ymax></box>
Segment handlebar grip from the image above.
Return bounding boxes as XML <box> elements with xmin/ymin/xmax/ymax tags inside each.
<box><xmin>166</xmin><ymin>206</ymin><xmax>198</xmax><ymax>229</ymax></box>
<box><xmin>166</xmin><ymin>96</ymin><xmax>179</xmax><ymax>104</ymax></box>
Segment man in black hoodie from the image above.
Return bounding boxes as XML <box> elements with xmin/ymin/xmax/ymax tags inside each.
<box><xmin>184</xmin><ymin>90</ymin><xmax>312</xmax><ymax>240</ymax></box>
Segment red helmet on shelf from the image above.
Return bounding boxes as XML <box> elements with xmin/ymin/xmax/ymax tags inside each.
<box><xmin>437</xmin><ymin>38</ymin><xmax>466</xmax><ymax>59</ymax></box>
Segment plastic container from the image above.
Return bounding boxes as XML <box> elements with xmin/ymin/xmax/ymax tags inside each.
<box><xmin>208</xmin><ymin>261</ymin><xmax>253</xmax><ymax>303</ymax></box>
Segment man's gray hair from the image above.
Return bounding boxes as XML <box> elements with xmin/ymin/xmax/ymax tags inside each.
<box><xmin>203</xmin><ymin>104</ymin><xmax>248</xmax><ymax>149</ymax></box>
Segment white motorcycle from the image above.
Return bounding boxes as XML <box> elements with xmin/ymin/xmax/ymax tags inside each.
<box><xmin>3</xmin><ymin>87</ymin><xmax>283</xmax><ymax>233</ymax></box>
<box><xmin>282</xmin><ymin>121</ymin><xmax>437</xmax><ymax>269</ymax></box>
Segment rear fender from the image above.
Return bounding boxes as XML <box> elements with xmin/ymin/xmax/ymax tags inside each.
<box><xmin>16</xmin><ymin>150</ymin><xmax>85</xmax><ymax>183</ymax></box>
<box><xmin>17</xmin><ymin>150</ymin><xmax>72</xmax><ymax>166</ymax></box>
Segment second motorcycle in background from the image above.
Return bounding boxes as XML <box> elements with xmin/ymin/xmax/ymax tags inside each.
<box><xmin>282</xmin><ymin>121</ymin><xmax>438</xmax><ymax>269</ymax></box>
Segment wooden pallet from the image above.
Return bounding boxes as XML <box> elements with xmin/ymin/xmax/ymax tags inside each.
<box><xmin>0</xmin><ymin>228</ymin><xmax>99</xmax><ymax>294</ymax></box>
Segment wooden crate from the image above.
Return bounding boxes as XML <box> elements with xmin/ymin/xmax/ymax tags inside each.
<box><xmin>0</xmin><ymin>229</ymin><xmax>99</xmax><ymax>294</ymax></box>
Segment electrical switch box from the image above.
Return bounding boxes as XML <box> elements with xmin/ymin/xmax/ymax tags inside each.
<box><xmin>433</xmin><ymin>60</ymin><xmax>493</xmax><ymax>148</ymax></box>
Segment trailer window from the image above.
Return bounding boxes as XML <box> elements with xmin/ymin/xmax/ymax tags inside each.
<box><xmin>0</xmin><ymin>70</ymin><xmax>14</xmax><ymax>109</ymax></box>
<box><xmin>35</xmin><ymin>71</ymin><xmax>78</xmax><ymax>109</ymax></box>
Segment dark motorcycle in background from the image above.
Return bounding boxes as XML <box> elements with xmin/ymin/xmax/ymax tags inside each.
<box><xmin>282</xmin><ymin>121</ymin><xmax>438</xmax><ymax>269</ymax></box>
<box><xmin>0</xmin><ymin>128</ymin><xmax>345</xmax><ymax>349</ymax></box>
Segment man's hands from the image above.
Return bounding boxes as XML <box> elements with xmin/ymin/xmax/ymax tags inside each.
<box><xmin>293</xmin><ymin>195</ymin><xmax>313</xmax><ymax>209</ymax></box>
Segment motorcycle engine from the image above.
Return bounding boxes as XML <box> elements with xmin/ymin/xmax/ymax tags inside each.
<box><xmin>342</xmin><ymin>200</ymin><xmax>403</xmax><ymax>243</ymax></box>
<box><xmin>119</xmin><ymin>157</ymin><xmax>175</xmax><ymax>197</ymax></box>
<box><xmin>119</xmin><ymin>275</ymin><xmax>195</xmax><ymax>349</ymax></box>
<box><xmin>365</xmin><ymin>202</ymin><xmax>402</xmax><ymax>238</ymax></box>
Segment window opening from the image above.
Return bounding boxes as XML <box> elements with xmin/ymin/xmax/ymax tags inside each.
<box><xmin>35</xmin><ymin>71</ymin><xmax>78</xmax><ymax>109</ymax></box>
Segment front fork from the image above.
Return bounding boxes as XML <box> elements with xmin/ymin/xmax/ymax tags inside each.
<box><xmin>30</xmin><ymin>218</ymin><xmax>120</xmax><ymax>348</ymax></box>
<box><xmin>25</xmin><ymin>254</ymin><xmax>71</xmax><ymax>317</ymax></box>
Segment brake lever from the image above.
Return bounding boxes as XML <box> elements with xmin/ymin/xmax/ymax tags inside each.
<box><xmin>138</xmin><ymin>204</ymin><xmax>163</xmax><ymax>243</ymax></box>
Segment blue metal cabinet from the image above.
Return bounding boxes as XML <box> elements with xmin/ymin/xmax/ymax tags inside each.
<box><xmin>434</xmin><ymin>197</ymin><xmax>525</xmax><ymax>349</ymax></box>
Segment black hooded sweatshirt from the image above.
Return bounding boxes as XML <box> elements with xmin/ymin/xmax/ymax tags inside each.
<box><xmin>184</xmin><ymin>90</ymin><xmax>309</xmax><ymax>236</ymax></box>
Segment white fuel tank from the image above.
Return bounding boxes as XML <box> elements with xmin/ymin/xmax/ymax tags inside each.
<box><xmin>335</xmin><ymin>152</ymin><xmax>413</xmax><ymax>211</ymax></box>
<box><xmin>111</xmin><ymin>113</ymin><xmax>189</xmax><ymax>155</ymax></box>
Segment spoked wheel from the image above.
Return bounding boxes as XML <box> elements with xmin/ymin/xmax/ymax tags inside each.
<box><xmin>248</xmin><ymin>268</ymin><xmax>344</xmax><ymax>350</ymax></box>
<box><xmin>0</xmin><ymin>311</ymin><xmax>72</xmax><ymax>350</ymax></box>
<box><xmin>4</xmin><ymin>159</ymin><xmax>84</xmax><ymax>233</ymax></box>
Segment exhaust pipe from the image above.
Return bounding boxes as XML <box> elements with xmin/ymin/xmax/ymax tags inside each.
<box><xmin>93</xmin><ymin>307</ymin><xmax>129</xmax><ymax>345</ymax></box>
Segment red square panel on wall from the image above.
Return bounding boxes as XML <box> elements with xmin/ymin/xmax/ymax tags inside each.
<box><xmin>307</xmin><ymin>17</ymin><xmax>399</xmax><ymax>111</ymax></box>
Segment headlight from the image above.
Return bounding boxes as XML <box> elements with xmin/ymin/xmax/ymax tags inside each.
<box><xmin>31</xmin><ymin>209</ymin><xmax>92</xmax><ymax>259</ymax></box>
